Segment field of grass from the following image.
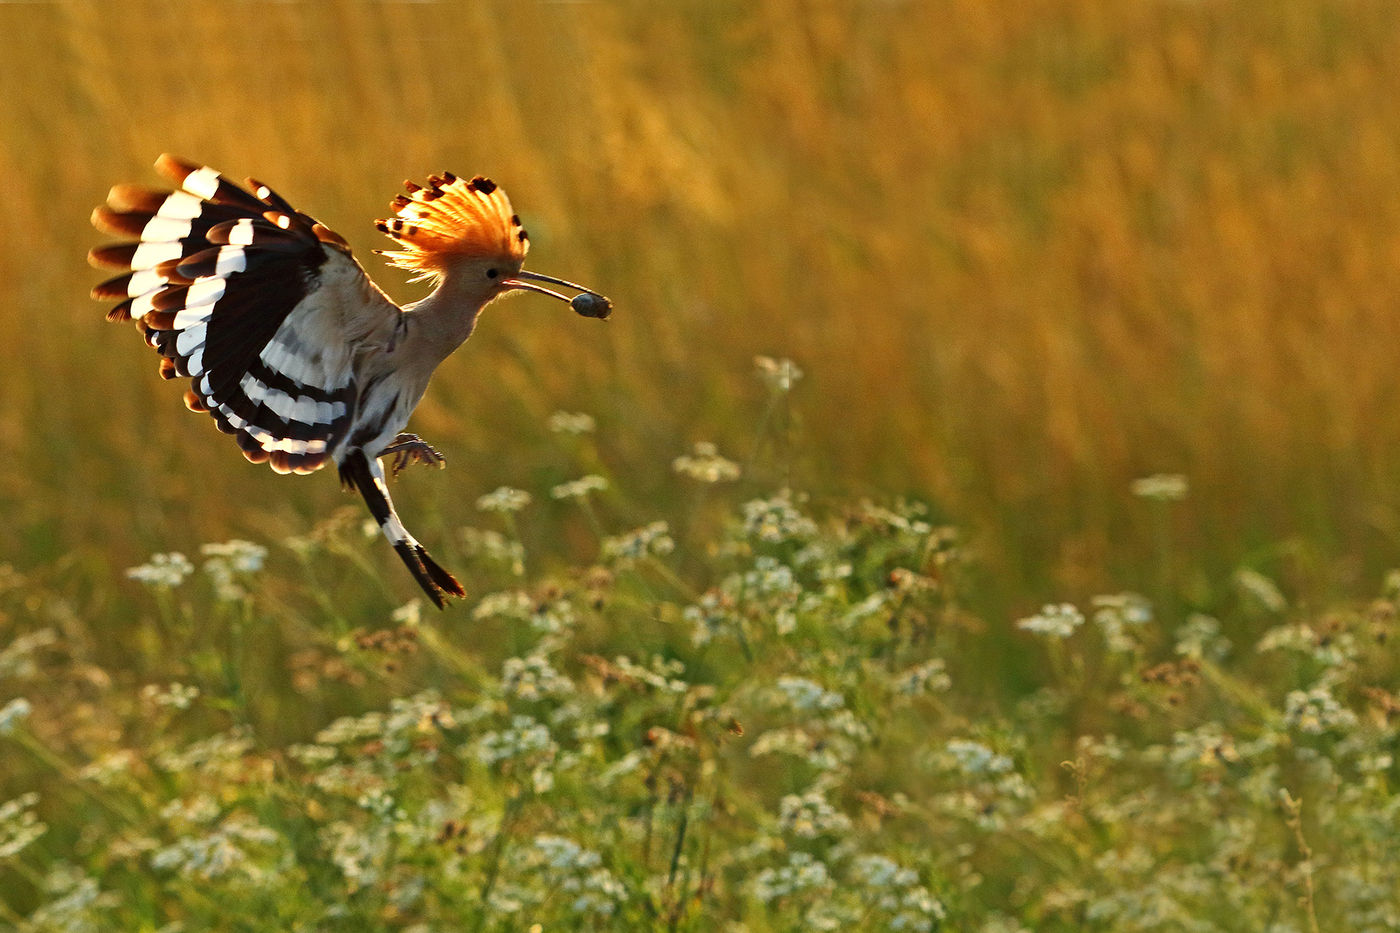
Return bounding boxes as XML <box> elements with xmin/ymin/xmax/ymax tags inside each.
<box><xmin>5</xmin><ymin>0</ymin><xmax>1400</xmax><ymax>928</ymax></box>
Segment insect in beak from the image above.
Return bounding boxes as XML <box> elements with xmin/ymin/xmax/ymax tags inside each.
<box><xmin>502</xmin><ymin>270</ymin><xmax>612</xmax><ymax>319</ymax></box>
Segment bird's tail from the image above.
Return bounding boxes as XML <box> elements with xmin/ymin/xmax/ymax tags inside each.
<box><xmin>339</xmin><ymin>450</ymin><xmax>465</xmax><ymax>608</ymax></box>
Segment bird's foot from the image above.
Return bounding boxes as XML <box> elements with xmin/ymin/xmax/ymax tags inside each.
<box><xmin>382</xmin><ymin>434</ymin><xmax>446</xmax><ymax>477</ymax></box>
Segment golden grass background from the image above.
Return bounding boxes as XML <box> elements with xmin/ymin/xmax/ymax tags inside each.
<box><xmin>3</xmin><ymin>0</ymin><xmax>1400</xmax><ymax>611</ymax></box>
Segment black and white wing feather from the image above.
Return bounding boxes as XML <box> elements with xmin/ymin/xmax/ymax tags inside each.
<box><xmin>90</xmin><ymin>155</ymin><xmax>383</xmax><ymax>475</ymax></box>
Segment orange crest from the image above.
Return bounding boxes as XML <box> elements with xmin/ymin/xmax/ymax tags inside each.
<box><xmin>376</xmin><ymin>173</ymin><xmax>529</xmax><ymax>279</ymax></box>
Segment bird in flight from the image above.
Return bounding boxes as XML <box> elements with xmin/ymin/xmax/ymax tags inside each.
<box><xmin>90</xmin><ymin>155</ymin><xmax>611</xmax><ymax>607</ymax></box>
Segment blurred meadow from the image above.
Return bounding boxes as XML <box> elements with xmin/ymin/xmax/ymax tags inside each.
<box><xmin>0</xmin><ymin>0</ymin><xmax>1396</xmax><ymax>608</ymax></box>
<box><xmin>5</xmin><ymin>0</ymin><xmax>1400</xmax><ymax>929</ymax></box>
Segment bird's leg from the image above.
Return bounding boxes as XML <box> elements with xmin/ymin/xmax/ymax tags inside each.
<box><xmin>381</xmin><ymin>433</ymin><xmax>446</xmax><ymax>477</ymax></box>
<box><xmin>340</xmin><ymin>450</ymin><xmax>465</xmax><ymax>608</ymax></box>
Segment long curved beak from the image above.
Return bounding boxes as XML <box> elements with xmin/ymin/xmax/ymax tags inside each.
<box><xmin>502</xmin><ymin>269</ymin><xmax>612</xmax><ymax>319</ymax></box>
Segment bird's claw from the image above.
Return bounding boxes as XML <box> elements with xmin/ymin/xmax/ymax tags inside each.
<box><xmin>383</xmin><ymin>434</ymin><xmax>446</xmax><ymax>478</ymax></box>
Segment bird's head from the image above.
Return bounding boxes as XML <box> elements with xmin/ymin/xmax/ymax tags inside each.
<box><xmin>376</xmin><ymin>173</ymin><xmax>611</xmax><ymax>319</ymax></box>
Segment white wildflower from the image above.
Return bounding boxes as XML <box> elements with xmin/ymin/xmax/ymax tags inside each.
<box><xmin>742</xmin><ymin>491</ymin><xmax>818</xmax><ymax>543</ymax></box>
<box><xmin>892</xmin><ymin>658</ymin><xmax>952</xmax><ymax>695</ymax></box>
<box><xmin>672</xmin><ymin>442</ymin><xmax>741</xmax><ymax>483</ymax></box>
<box><xmin>1165</xmin><ymin>725</ymin><xmax>1242</xmax><ymax>778</ymax></box>
<box><xmin>598</xmin><ymin>750</ymin><xmax>646</xmax><ymax>784</ymax></box>
<box><xmin>316</xmin><ymin>711</ymin><xmax>387</xmax><ymax>746</ymax></box>
<box><xmin>775</xmin><ymin>606</ymin><xmax>797</xmax><ymax>634</ymax></box>
<box><xmin>550</xmin><ymin>474</ymin><xmax>608</xmax><ymax>501</ymax></box>
<box><xmin>517</xmin><ymin>835</ymin><xmax>625</xmax><ymax>917</ymax></box>
<box><xmin>608</xmin><ymin>655</ymin><xmax>688</xmax><ymax>693</ymax></box>
<box><xmin>775</xmin><ymin>676</ymin><xmax>845</xmax><ymax>712</ymax></box>
<box><xmin>1256</xmin><ymin>623</ymin><xmax>1316</xmax><ymax>654</ymax></box>
<box><xmin>1256</xmin><ymin>622</ymin><xmax>1354</xmax><ymax>667</ymax></box>
<box><xmin>844</xmin><ymin>591</ymin><xmax>891</xmax><ymax>627</ymax></box>
<box><xmin>944</xmin><ymin>739</ymin><xmax>1014</xmax><ymax>776</ymax></box>
<box><xmin>28</xmin><ymin>863</ymin><xmax>118</xmax><ymax>930</ymax></box>
<box><xmin>199</xmin><ymin>539</ymin><xmax>266</xmax><ymax>573</ymax></box>
<box><xmin>159</xmin><ymin>794</ymin><xmax>220</xmax><ymax>827</ymax></box>
<box><xmin>547</xmin><ymin>411</ymin><xmax>596</xmax><ymax>435</ymax></box>
<box><xmin>125</xmin><ymin>551</ymin><xmax>194</xmax><ymax>588</ymax></box>
<box><xmin>684</xmin><ymin>591</ymin><xmax>733</xmax><ymax>646</ymax></box>
<box><xmin>475</xmin><ymin>486</ymin><xmax>532</xmax><ymax>514</ymax></box>
<box><xmin>601</xmin><ymin>522</ymin><xmax>675</xmax><ymax>564</ymax></box>
<box><xmin>502</xmin><ymin>654</ymin><xmax>575</xmax><ymax>701</ymax></box>
<box><xmin>390</xmin><ymin>600</ymin><xmax>423</xmax><ymax>628</ymax></box>
<box><xmin>0</xmin><ymin>628</ymin><xmax>57</xmax><ymax>679</ymax></box>
<box><xmin>742</xmin><ymin>557</ymin><xmax>802</xmax><ymax>600</ymax></box>
<box><xmin>827</xmin><ymin>708</ymin><xmax>872</xmax><ymax>741</ymax></box>
<box><xmin>1176</xmin><ymin>613</ymin><xmax>1231</xmax><ymax>660</ymax></box>
<box><xmin>141</xmin><ymin>682</ymin><xmax>200</xmax><ymax>710</ymax></box>
<box><xmin>315</xmin><ymin>692</ymin><xmax>453</xmax><ymax>759</ymax></box>
<box><xmin>1016</xmin><ymin>603</ymin><xmax>1084</xmax><ymax>638</ymax></box>
<box><xmin>79</xmin><ymin>749</ymin><xmax>139</xmax><ymax>786</ymax></box>
<box><xmin>1284</xmin><ymin>685</ymin><xmax>1358</xmax><ymax>735</ymax></box>
<box><xmin>0</xmin><ymin>792</ymin><xmax>45</xmax><ymax>860</ymax></box>
<box><xmin>155</xmin><ymin>727</ymin><xmax>255</xmax><ymax>774</ymax></box>
<box><xmin>461</xmin><ymin>527</ymin><xmax>526</xmax><ymax>567</ymax></box>
<box><xmin>0</xmin><ymin>697</ymin><xmax>31</xmax><ymax>735</ymax></box>
<box><xmin>755</xmin><ymin>355</ymin><xmax>804</xmax><ymax>392</ymax></box>
<box><xmin>1092</xmin><ymin>593</ymin><xmax>1152</xmax><ymax>652</ymax></box>
<box><xmin>1131</xmin><ymin>473</ymin><xmax>1189</xmax><ymax>501</ymax></box>
<box><xmin>150</xmin><ymin>814</ymin><xmax>279</xmax><ymax>881</ymax></box>
<box><xmin>321</xmin><ymin>819</ymin><xmax>390</xmax><ymax>893</ymax></box>
<box><xmin>472</xmin><ymin>590</ymin><xmax>534</xmax><ymax>622</ymax></box>
<box><xmin>753</xmin><ymin>852</ymin><xmax>832</xmax><ymax>902</ymax></box>
<box><xmin>778</xmin><ymin>788</ymin><xmax>852</xmax><ymax>838</ymax></box>
<box><xmin>851</xmin><ymin>855</ymin><xmax>946</xmax><ymax>931</ymax></box>
<box><xmin>852</xmin><ymin>854</ymin><xmax>917</xmax><ymax>888</ymax></box>
<box><xmin>475</xmin><ymin>715</ymin><xmax>555</xmax><ymax>765</ymax></box>
<box><xmin>749</xmin><ymin>727</ymin><xmax>816</xmax><ymax>759</ymax></box>
<box><xmin>287</xmin><ymin>744</ymin><xmax>337</xmax><ymax>766</ymax></box>
<box><xmin>1235</xmin><ymin>568</ymin><xmax>1287</xmax><ymax>613</ymax></box>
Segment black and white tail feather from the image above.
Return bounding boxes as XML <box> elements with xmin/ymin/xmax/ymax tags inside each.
<box><xmin>91</xmin><ymin>155</ymin><xmax>609</xmax><ymax>607</ymax></box>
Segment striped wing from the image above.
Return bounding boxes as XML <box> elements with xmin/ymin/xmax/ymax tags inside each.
<box><xmin>91</xmin><ymin>155</ymin><xmax>371</xmax><ymax>475</ymax></box>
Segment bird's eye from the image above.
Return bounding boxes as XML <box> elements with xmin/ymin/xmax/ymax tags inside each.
<box><xmin>486</xmin><ymin>268</ymin><xmax>499</xmax><ymax>279</ymax></box>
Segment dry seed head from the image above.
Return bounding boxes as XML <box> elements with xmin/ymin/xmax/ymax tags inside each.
<box><xmin>376</xmin><ymin>172</ymin><xmax>529</xmax><ymax>279</ymax></box>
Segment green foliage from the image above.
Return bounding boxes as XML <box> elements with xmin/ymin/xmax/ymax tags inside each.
<box><xmin>4</xmin><ymin>387</ymin><xmax>1400</xmax><ymax>930</ymax></box>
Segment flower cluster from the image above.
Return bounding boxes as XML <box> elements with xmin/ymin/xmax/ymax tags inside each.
<box><xmin>0</xmin><ymin>697</ymin><xmax>31</xmax><ymax>735</ymax></box>
<box><xmin>753</xmin><ymin>851</ymin><xmax>832</xmax><ymax>903</ymax></box>
<box><xmin>501</xmin><ymin>654</ymin><xmax>575</xmax><ymax>700</ymax></box>
<box><xmin>0</xmin><ymin>792</ymin><xmax>45</xmax><ymax>860</ymax></box>
<box><xmin>509</xmin><ymin>835</ymin><xmax>626</xmax><ymax>918</ymax></box>
<box><xmin>1016</xmin><ymin>603</ymin><xmax>1085</xmax><ymax>638</ymax></box>
<box><xmin>546</xmin><ymin>411</ymin><xmax>596</xmax><ymax>435</ymax></box>
<box><xmin>741</xmin><ymin>490</ymin><xmax>818</xmax><ymax>544</ymax></box>
<box><xmin>672</xmin><ymin>442</ymin><xmax>741</xmax><ymax>483</ymax></box>
<box><xmin>850</xmin><ymin>854</ymin><xmax>946</xmax><ymax>931</ymax></box>
<box><xmin>24</xmin><ymin>458</ymin><xmax>1400</xmax><ymax>931</ymax></box>
<box><xmin>550</xmin><ymin>474</ymin><xmax>608</xmax><ymax>501</ymax></box>
<box><xmin>476</xmin><ymin>486</ymin><xmax>533</xmax><ymax>514</ymax></box>
<box><xmin>125</xmin><ymin>541</ymin><xmax>267</xmax><ymax>601</ymax></box>
<box><xmin>755</xmin><ymin>355</ymin><xmax>804</xmax><ymax>393</ymax></box>
<box><xmin>200</xmin><ymin>539</ymin><xmax>267</xmax><ymax>601</ymax></box>
<box><xmin>1131</xmin><ymin>473</ymin><xmax>1189</xmax><ymax>502</ymax></box>
<box><xmin>600</xmin><ymin>521</ymin><xmax>675</xmax><ymax>565</ymax></box>
<box><xmin>125</xmin><ymin>551</ymin><xmax>194</xmax><ymax>588</ymax></box>
<box><xmin>778</xmin><ymin>787</ymin><xmax>852</xmax><ymax>838</ymax></box>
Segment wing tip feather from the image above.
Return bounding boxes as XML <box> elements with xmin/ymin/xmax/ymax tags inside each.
<box><xmin>154</xmin><ymin>153</ymin><xmax>198</xmax><ymax>182</ymax></box>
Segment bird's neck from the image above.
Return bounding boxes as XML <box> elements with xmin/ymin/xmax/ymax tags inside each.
<box><xmin>403</xmin><ymin>274</ymin><xmax>491</xmax><ymax>366</ymax></box>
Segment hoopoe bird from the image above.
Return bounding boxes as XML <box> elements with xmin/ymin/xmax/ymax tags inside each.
<box><xmin>90</xmin><ymin>155</ymin><xmax>611</xmax><ymax>607</ymax></box>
